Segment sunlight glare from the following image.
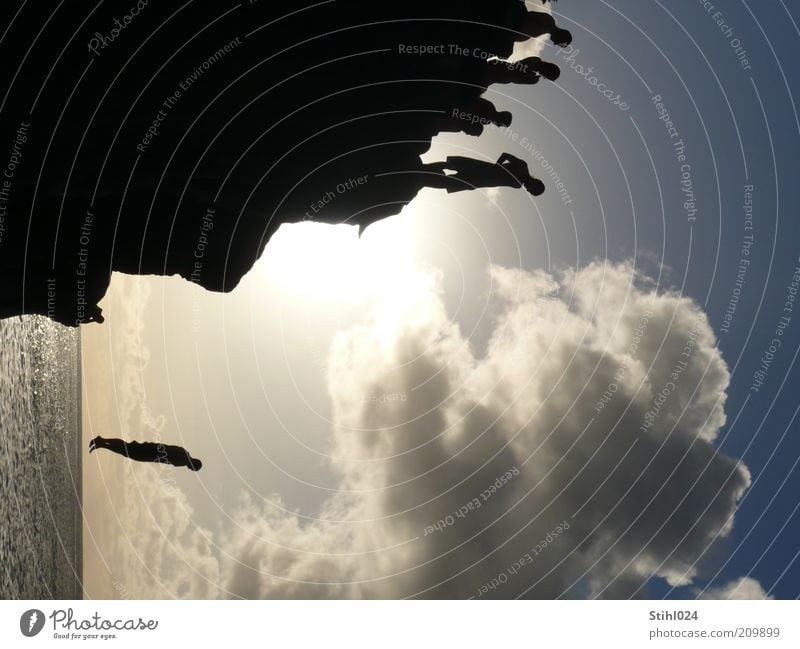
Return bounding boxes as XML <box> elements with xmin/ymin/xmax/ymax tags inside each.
<box><xmin>256</xmin><ymin>215</ymin><xmax>420</xmax><ymax>306</ymax></box>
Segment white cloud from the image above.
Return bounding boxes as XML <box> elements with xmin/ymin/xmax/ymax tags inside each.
<box><xmin>699</xmin><ymin>577</ymin><xmax>772</xmax><ymax>600</ymax></box>
<box><xmin>86</xmin><ymin>262</ymin><xmax>757</xmax><ymax>599</ymax></box>
<box><xmin>219</xmin><ymin>261</ymin><xmax>753</xmax><ymax>599</ymax></box>
<box><xmin>83</xmin><ymin>274</ymin><xmax>220</xmax><ymax>599</ymax></box>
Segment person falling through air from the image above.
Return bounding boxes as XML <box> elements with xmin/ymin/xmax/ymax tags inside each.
<box><xmin>89</xmin><ymin>436</ymin><xmax>203</xmax><ymax>471</ymax></box>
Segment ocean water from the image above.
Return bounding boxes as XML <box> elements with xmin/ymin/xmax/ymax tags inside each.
<box><xmin>0</xmin><ymin>316</ymin><xmax>82</xmax><ymax>599</ymax></box>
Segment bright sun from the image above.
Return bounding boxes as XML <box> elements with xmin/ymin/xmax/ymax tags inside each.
<box><xmin>255</xmin><ymin>212</ymin><xmax>420</xmax><ymax>306</ymax></box>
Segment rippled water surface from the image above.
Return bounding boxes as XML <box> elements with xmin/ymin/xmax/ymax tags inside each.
<box><xmin>0</xmin><ymin>316</ymin><xmax>82</xmax><ymax>599</ymax></box>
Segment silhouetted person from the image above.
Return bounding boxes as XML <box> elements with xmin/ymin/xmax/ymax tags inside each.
<box><xmin>89</xmin><ymin>436</ymin><xmax>202</xmax><ymax>471</ymax></box>
<box><xmin>441</xmin><ymin>97</ymin><xmax>512</xmax><ymax>137</ymax></box>
<box><xmin>1</xmin><ymin>0</ymin><xmax>567</xmax><ymax>326</ymax></box>
<box><xmin>424</xmin><ymin>152</ymin><xmax>544</xmax><ymax>196</ymax></box>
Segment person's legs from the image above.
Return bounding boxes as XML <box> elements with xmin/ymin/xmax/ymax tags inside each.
<box><xmin>89</xmin><ymin>437</ymin><xmax>132</xmax><ymax>457</ymax></box>
<box><xmin>103</xmin><ymin>438</ymin><xmax>129</xmax><ymax>455</ymax></box>
<box><xmin>419</xmin><ymin>161</ymin><xmax>453</xmax><ymax>189</ymax></box>
<box><xmin>423</xmin><ymin>161</ymin><xmax>447</xmax><ymax>174</ymax></box>
<box><xmin>89</xmin><ymin>437</ymin><xmax>160</xmax><ymax>464</ymax></box>
<box><xmin>424</xmin><ymin>157</ymin><xmax>522</xmax><ymax>193</ymax></box>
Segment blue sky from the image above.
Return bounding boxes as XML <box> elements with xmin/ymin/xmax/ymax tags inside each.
<box><xmin>529</xmin><ymin>0</ymin><xmax>800</xmax><ymax>598</ymax></box>
<box><xmin>81</xmin><ymin>0</ymin><xmax>800</xmax><ymax>599</ymax></box>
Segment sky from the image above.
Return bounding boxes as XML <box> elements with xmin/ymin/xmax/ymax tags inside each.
<box><xmin>81</xmin><ymin>0</ymin><xmax>800</xmax><ymax>599</ymax></box>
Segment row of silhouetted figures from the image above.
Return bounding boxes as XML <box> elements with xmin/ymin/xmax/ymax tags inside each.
<box><xmin>0</xmin><ymin>0</ymin><xmax>571</xmax><ymax>326</ymax></box>
<box><xmin>270</xmin><ymin>2</ymin><xmax>571</xmax><ymax>236</ymax></box>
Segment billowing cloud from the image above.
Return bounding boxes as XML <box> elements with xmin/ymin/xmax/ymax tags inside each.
<box><xmin>219</xmin><ymin>261</ymin><xmax>753</xmax><ymax>599</ymax></box>
<box><xmin>699</xmin><ymin>577</ymin><xmax>772</xmax><ymax>600</ymax></box>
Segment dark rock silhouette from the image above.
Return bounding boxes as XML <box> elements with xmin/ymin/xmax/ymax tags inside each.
<box><xmin>89</xmin><ymin>437</ymin><xmax>202</xmax><ymax>471</ymax></box>
<box><xmin>0</xmin><ymin>1</ymin><xmax>568</xmax><ymax>326</ymax></box>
